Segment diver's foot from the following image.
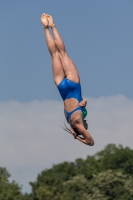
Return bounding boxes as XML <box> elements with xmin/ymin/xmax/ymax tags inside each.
<box><xmin>46</xmin><ymin>14</ymin><xmax>55</xmax><ymax>28</ymax></box>
<box><xmin>41</xmin><ymin>13</ymin><xmax>48</xmax><ymax>28</ymax></box>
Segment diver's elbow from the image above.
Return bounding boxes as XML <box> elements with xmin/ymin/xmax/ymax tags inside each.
<box><xmin>87</xmin><ymin>140</ymin><xmax>94</xmax><ymax>146</ymax></box>
<box><xmin>90</xmin><ymin>141</ymin><xmax>94</xmax><ymax>146</ymax></box>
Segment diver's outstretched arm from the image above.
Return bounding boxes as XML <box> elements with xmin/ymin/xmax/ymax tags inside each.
<box><xmin>70</xmin><ymin>126</ymin><xmax>94</xmax><ymax>146</ymax></box>
<box><xmin>70</xmin><ymin>116</ymin><xmax>94</xmax><ymax>146</ymax></box>
<box><xmin>75</xmin><ymin>135</ymin><xmax>94</xmax><ymax>146</ymax></box>
<box><xmin>72</xmin><ymin>131</ymin><xmax>94</xmax><ymax>146</ymax></box>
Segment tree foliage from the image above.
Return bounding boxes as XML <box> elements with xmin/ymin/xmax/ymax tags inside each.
<box><xmin>29</xmin><ymin>144</ymin><xmax>133</xmax><ymax>200</ymax></box>
<box><xmin>0</xmin><ymin>167</ymin><xmax>22</xmax><ymax>200</ymax></box>
<box><xmin>1</xmin><ymin>144</ymin><xmax>133</xmax><ymax>199</ymax></box>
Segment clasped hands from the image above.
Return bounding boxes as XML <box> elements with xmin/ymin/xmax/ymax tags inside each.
<box><xmin>78</xmin><ymin>98</ymin><xmax>87</xmax><ymax>107</ymax></box>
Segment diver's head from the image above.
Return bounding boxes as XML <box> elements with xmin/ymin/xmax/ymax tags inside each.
<box><xmin>71</xmin><ymin>120</ymin><xmax>88</xmax><ymax>137</ymax></box>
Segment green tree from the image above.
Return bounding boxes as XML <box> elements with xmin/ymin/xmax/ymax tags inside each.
<box><xmin>29</xmin><ymin>144</ymin><xmax>133</xmax><ymax>200</ymax></box>
<box><xmin>0</xmin><ymin>167</ymin><xmax>23</xmax><ymax>200</ymax></box>
<box><xmin>30</xmin><ymin>162</ymin><xmax>76</xmax><ymax>200</ymax></box>
<box><xmin>63</xmin><ymin>170</ymin><xmax>133</xmax><ymax>200</ymax></box>
<box><xmin>96</xmin><ymin>144</ymin><xmax>133</xmax><ymax>175</ymax></box>
<box><xmin>21</xmin><ymin>193</ymin><xmax>33</xmax><ymax>200</ymax></box>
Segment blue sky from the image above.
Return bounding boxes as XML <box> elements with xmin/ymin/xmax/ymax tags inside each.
<box><xmin>0</xmin><ymin>0</ymin><xmax>133</xmax><ymax>193</ymax></box>
<box><xmin>0</xmin><ymin>0</ymin><xmax>133</xmax><ymax>101</ymax></box>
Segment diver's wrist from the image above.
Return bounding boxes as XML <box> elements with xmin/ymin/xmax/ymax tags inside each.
<box><xmin>74</xmin><ymin>134</ymin><xmax>77</xmax><ymax>139</ymax></box>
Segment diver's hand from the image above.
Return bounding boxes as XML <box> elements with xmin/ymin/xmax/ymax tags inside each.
<box><xmin>70</xmin><ymin>128</ymin><xmax>77</xmax><ymax>139</ymax></box>
<box><xmin>78</xmin><ymin>99</ymin><xmax>87</xmax><ymax>107</ymax></box>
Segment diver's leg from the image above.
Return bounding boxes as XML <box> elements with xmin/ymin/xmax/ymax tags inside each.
<box><xmin>41</xmin><ymin>14</ymin><xmax>65</xmax><ymax>85</ymax></box>
<box><xmin>47</xmin><ymin>14</ymin><xmax>80</xmax><ymax>83</ymax></box>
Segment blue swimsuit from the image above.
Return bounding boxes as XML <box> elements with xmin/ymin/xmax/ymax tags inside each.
<box><xmin>57</xmin><ymin>78</ymin><xmax>84</xmax><ymax>123</ymax></box>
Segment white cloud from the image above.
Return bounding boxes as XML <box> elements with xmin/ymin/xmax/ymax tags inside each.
<box><xmin>0</xmin><ymin>95</ymin><xmax>133</xmax><ymax>193</ymax></box>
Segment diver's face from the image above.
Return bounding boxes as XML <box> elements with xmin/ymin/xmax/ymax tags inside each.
<box><xmin>83</xmin><ymin>120</ymin><xmax>88</xmax><ymax>130</ymax></box>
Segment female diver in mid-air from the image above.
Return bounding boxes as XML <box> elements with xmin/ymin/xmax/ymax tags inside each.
<box><xmin>41</xmin><ymin>13</ymin><xmax>94</xmax><ymax>146</ymax></box>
